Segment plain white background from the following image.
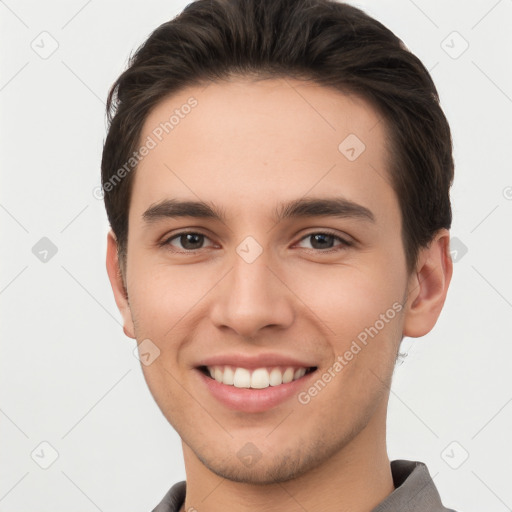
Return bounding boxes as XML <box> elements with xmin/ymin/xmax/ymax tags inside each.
<box><xmin>1</xmin><ymin>0</ymin><xmax>511</xmax><ymax>510</ymax></box>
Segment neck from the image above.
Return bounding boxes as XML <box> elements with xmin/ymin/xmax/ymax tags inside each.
<box><xmin>180</xmin><ymin>403</ymin><xmax>394</xmax><ymax>512</ymax></box>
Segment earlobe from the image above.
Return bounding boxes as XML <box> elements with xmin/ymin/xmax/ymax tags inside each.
<box><xmin>105</xmin><ymin>230</ymin><xmax>136</xmax><ymax>339</ymax></box>
<box><xmin>402</xmin><ymin>229</ymin><xmax>453</xmax><ymax>338</ymax></box>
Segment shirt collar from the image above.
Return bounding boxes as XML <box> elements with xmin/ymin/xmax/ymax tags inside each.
<box><xmin>371</xmin><ymin>460</ymin><xmax>455</xmax><ymax>511</ymax></box>
<box><xmin>152</xmin><ymin>459</ymin><xmax>455</xmax><ymax>512</ymax></box>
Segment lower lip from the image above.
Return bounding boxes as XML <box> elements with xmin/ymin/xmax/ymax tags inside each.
<box><xmin>196</xmin><ymin>369</ymin><xmax>317</xmax><ymax>413</ymax></box>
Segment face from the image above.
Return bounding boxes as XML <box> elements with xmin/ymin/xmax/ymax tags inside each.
<box><xmin>107</xmin><ymin>77</ymin><xmax>449</xmax><ymax>484</ymax></box>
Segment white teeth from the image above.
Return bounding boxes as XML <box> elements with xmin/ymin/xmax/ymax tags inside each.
<box><xmin>233</xmin><ymin>368</ymin><xmax>251</xmax><ymax>388</ymax></box>
<box><xmin>282</xmin><ymin>367</ymin><xmax>295</xmax><ymax>384</ymax></box>
<box><xmin>251</xmin><ymin>368</ymin><xmax>269</xmax><ymax>389</ymax></box>
<box><xmin>222</xmin><ymin>366</ymin><xmax>234</xmax><ymax>385</ymax></box>
<box><xmin>269</xmin><ymin>368</ymin><xmax>283</xmax><ymax>386</ymax></box>
<box><xmin>205</xmin><ymin>365</ymin><xmax>311</xmax><ymax>389</ymax></box>
<box><xmin>294</xmin><ymin>368</ymin><xmax>306</xmax><ymax>380</ymax></box>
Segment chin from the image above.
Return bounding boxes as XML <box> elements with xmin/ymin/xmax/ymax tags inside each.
<box><xmin>201</xmin><ymin>458</ymin><xmax>304</xmax><ymax>485</ymax></box>
<box><xmin>194</xmin><ymin>437</ymin><xmax>337</xmax><ymax>485</ymax></box>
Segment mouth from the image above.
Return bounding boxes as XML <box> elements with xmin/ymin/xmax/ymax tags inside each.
<box><xmin>194</xmin><ymin>353</ymin><xmax>320</xmax><ymax>412</ymax></box>
<box><xmin>198</xmin><ymin>365</ymin><xmax>318</xmax><ymax>389</ymax></box>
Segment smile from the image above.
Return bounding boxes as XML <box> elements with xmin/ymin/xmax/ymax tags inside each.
<box><xmin>200</xmin><ymin>365</ymin><xmax>317</xmax><ymax>389</ymax></box>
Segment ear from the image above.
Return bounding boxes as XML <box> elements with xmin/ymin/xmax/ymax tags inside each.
<box><xmin>106</xmin><ymin>229</ymin><xmax>136</xmax><ymax>339</ymax></box>
<box><xmin>402</xmin><ymin>229</ymin><xmax>453</xmax><ymax>338</ymax></box>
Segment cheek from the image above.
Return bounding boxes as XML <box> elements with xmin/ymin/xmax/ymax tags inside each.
<box><xmin>287</xmin><ymin>260</ymin><xmax>405</xmax><ymax>341</ymax></box>
<box><xmin>287</xmin><ymin>259</ymin><xmax>406</xmax><ymax>402</ymax></box>
<box><xmin>127</xmin><ymin>257</ymin><xmax>209</xmax><ymax>334</ymax></box>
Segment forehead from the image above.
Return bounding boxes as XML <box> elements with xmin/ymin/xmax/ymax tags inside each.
<box><xmin>130</xmin><ymin>77</ymin><xmax>397</xmax><ymax>227</ymax></box>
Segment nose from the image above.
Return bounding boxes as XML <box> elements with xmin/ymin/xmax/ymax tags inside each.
<box><xmin>209</xmin><ymin>248</ymin><xmax>295</xmax><ymax>340</ymax></box>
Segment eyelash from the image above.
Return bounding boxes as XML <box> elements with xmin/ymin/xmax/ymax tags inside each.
<box><xmin>159</xmin><ymin>230</ymin><xmax>353</xmax><ymax>254</ymax></box>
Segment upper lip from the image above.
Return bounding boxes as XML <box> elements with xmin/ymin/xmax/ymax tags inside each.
<box><xmin>196</xmin><ymin>352</ymin><xmax>317</xmax><ymax>370</ymax></box>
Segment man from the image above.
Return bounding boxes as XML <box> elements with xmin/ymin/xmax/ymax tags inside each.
<box><xmin>102</xmin><ymin>0</ymin><xmax>457</xmax><ymax>510</ymax></box>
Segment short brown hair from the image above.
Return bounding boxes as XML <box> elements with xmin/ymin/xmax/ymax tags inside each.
<box><xmin>101</xmin><ymin>0</ymin><xmax>454</xmax><ymax>277</ymax></box>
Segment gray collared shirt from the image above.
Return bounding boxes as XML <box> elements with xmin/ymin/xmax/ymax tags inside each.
<box><xmin>151</xmin><ymin>459</ymin><xmax>457</xmax><ymax>511</ymax></box>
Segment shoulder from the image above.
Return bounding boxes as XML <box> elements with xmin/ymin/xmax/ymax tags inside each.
<box><xmin>371</xmin><ymin>459</ymin><xmax>459</xmax><ymax>512</ymax></box>
<box><xmin>151</xmin><ymin>481</ymin><xmax>186</xmax><ymax>512</ymax></box>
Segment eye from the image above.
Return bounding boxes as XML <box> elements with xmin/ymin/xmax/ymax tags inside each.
<box><xmin>160</xmin><ymin>230</ymin><xmax>352</xmax><ymax>253</ymax></box>
<box><xmin>161</xmin><ymin>231</ymin><xmax>215</xmax><ymax>252</ymax></box>
<box><xmin>296</xmin><ymin>231</ymin><xmax>352</xmax><ymax>251</ymax></box>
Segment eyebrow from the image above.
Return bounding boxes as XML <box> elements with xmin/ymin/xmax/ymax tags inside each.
<box><xmin>142</xmin><ymin>196</ymin><xmax>375</xmax><ymax>225</ymax></box>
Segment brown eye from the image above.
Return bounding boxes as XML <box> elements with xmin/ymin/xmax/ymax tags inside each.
<box><xmin>164</xmin><ymin>232</ymin><xmax>214</xmax><ymax>251</ymax></box>
<box><xmin>296</xmin><ymin>232</ymin><xmax>351</xmax><ymax>251</ymax></box>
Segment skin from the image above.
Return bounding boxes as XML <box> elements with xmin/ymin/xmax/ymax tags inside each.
<box><xmin>106</xmin><ymin>77</ymin><xmax>452</xmax><ymax>512</ymax></box>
